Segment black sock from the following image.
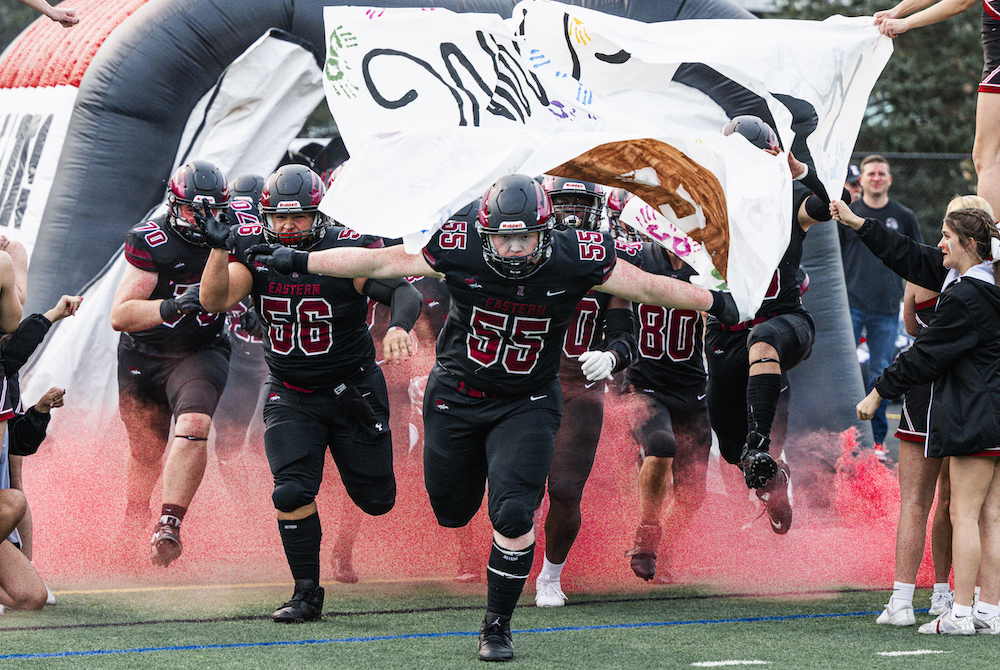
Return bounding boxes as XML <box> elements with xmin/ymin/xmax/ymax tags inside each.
<box><xmin>746</xmin><ymin>373</ymin><xmax>782</xmax><ymax>441</ymax></box>
<box><xmin>160</xmin><ymin>504</ymin><xmax>187</xmax><ymax>523</ymax></box>
<box><xmin>486</xmin><ymin>540</ymin><xmax>535</xmax><ymax>619</ymax></box>
<box><xmin>278</xmin><ymin>512</ymin><xmax>322</xmax><ymax>583</ymax></box>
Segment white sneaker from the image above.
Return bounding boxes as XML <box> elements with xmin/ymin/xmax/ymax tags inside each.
<box><xmin>973</xmin><ymin>614</ymin><xmax>1000</xmax><ymax>634</ymax></box>
<box><xmin>918</xmin><ymin>609</ymin><xmax>976</xmax><ymax>635</ymax></box>
<box><xmin>0</xmin><ymin>604</ymin><xmax>5</xmax><ymax>616</ymax></box>
<box><xmin>929</xmin><ymin>590</ymin><xmax>953</xmax><ymax>616</ymax></box>
<box><xmin>45</xmin><ymin>586</ymin><xmax>56</xmax><ymax>606</ymax></box>
<box><xmin>534</xmin><ymin>575</ymin><xmax>566</xmax><ymax>608</ymax></box>
<box><xmin>876</xmin><ymin>600</ymin><xmax>915</xmax><ymax>626</ymax></box>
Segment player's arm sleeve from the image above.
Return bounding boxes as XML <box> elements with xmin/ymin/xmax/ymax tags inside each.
<box><xmin>601</xmin><ymin>307</ymin><xmax>637</xmax><ymax>374</ymax></box>
<box><xmin>8</xmin><ymin>407</ymin><xmax>50</xmax><ymax>456</ymax></box>
<box><xmin>856</xmin><ymin>217</ymin><xmax>948</xmax><ymax>291</ymax></box>
<box><xmin>362</xmin><ymin>278</ymin><xmax>422</xmax><ymax>332</ymax></box>
<box><xmin>0</xmin><ymin>313</ymin><xmax>52</xmax><ymax>376</ymax></box>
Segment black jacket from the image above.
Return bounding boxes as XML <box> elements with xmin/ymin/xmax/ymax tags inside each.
<box><xmin>854</xmin><ymin>218</ymin><xmax>1000</xmax><ymax>457</ymax></box>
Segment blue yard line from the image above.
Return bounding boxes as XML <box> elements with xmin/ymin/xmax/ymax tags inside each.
<box><xmin>0</xmin><ymin>609</ymin><xmax>915</xmax><ymax>661</ymax></box>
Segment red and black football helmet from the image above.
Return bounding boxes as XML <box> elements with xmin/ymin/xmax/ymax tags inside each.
<box><xmin>540</xmin><ymin>175</ymin><xmax>605</xmax><ymax>231</ymax></box>
<box><xmin>166</xmin><ymin>160</ymin><xmax>229</xmax><ymax>245</ymax></box>
<box><xmin>722</xmin><ymin>115</ymin><xmax>780</xmax><ymax>153</ymax></box>
<box><xmin>259</xmin><ymin>164</ymin><xmax>328</xmax><ymax>249</ymax></box>
<box><xmin>230</xmin><ymin>174</ymin><xmax>265</xmax><ymax>208</ymax></box>
<box><xmin>476</xmin><ymin>174</ymin><xmax>554</xmax><ymax>279</ymax></box>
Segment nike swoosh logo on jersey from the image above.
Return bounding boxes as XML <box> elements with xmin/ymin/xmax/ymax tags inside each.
<box><xmin>697</xmin><ymin>393</ymin><xmax>707</xmax><ymax>401</ymax></box>
<box><xmin>530</xmin><ymin>394</ymin><xmax>547</xmax><ymax>401</ymax></box>
<box><xmin>584</xmin><ymin>382</ymin><xmax>597</xmax><ymax>389</ymax></box>
<box><xmin>546</xmin><ymin>289</ymin><xmax>566</xmax><ymax>296</ymax></box>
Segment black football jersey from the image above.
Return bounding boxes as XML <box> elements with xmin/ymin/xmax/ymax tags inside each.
<box><xmin>422</xmin><ymin>223</ymin><xmax>617</xmax><ymax>396</ymax></box>
<box><xmin>557</xmin><ymin>237</ymin><xmax>644</xmax><ymax>385</ymax></box>
<box><xmin>625</xmin><ymin>243</ymin><xmax>706</xmax><ymax>397</ymax></box>
<box><xmin>232</xmin><ymin>224</ymin><xmax>382</xmax><ymax>390</ymax></box>
<box><xmin>122</xmin><ymin>214</ymin><xmax>225</xmax><ymax>354</ymax></box>
<box><xmin>755</xmin><ymin>183</ymin><xmax>812</xmax><ymax>317</ymax></box>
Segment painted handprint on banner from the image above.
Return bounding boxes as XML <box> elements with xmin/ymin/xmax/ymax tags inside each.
<box><xmin>325</xmin><ymin>25</ymin><xmax>360</xmax><ymax>98</ymax></box>
<box><xmin>569</xmin><ymin>18</ymin><xmax>591</xmax><ymax>45</ymax></box>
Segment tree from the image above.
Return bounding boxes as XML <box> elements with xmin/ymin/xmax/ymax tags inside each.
<box><xmin>773</xmin><ymin>0</ymin><xmax>982</xmax><ymax>239</ymax></box>
<box><xmin>0</xmin><ymin>0</ymin><xmax>44</xmax><ymax>50</ymax></box>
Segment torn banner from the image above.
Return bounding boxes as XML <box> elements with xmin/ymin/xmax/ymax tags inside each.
<box><xmin>319</xmin><ymin>0</ymin><xmax>890</xmax><ymax>317</ymax></box>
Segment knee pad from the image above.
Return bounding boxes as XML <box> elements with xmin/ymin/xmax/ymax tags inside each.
<box><xmin>645</xmin><ymin>429</ymin><xmax>678</xmax><ymax>459</ymax></box>
<box><xmin>490</xmin><ymin>498</ymin><xmax>536</xmax><ymax>539</ymax></box>
<box><xmin>271</xmin><ymin>480</ymin><xmax>313</xmax><ymax>514</ymax></box>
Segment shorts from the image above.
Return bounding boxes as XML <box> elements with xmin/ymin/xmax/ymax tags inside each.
<box><xmin>630</xmin><ymin>387</ymin><xmax>713</xmax><ymax>502</ymax></box>
<box><xmin>982</xmin><ymin>5</ymin><xmax>1000</xmax><ymax>92</ymax></box>
<box><xmin>117</xmin><ymin>337</ymin><xmax>231</xmax><ymax>419</ymax></box>
<box><xmin>422</xmin><ymin>366</ymin><xmax>562</xmax><ymax>538</ymax></box>
<box><xmin>545</xmin><ymin>380</ymin><xmax>605</xmax><ymax>507</ymax></box>
<box><xmin>263</xmin><ymin>366</ymin><xmax>395</xmax><ymax>515</ymax></box>
<box><xmin>705</xmin><ymin>309</ymin><xmax>814</xmax><ymax>464</ymax></box>
<box><xmin>0</xmin><ymin>375</ymin><xmax>13</xmax><ymax>422</ymax></box>
<box><xmin>895</xmin><ymin>382</ymin><xmax>930</xmax><ymax>444</ymax></box>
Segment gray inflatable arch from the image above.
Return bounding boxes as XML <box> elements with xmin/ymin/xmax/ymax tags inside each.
<box><xmin>20</xmin><ymin>0</ymin><xmax>866</xmax><ymax>440</ymax></box>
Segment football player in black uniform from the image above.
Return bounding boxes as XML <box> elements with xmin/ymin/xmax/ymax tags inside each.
<box><xmin>247</xmin><ymin>173</ymin><xmax>739</xmax><ymax>661</ymax></box>
<box><xmin>707</xmin><ymin>116</ymin><xmax>836</xmax><ymax>534</ymax></box>
<box><xmin>533</xmin><ymin>176</ymin><xmax>638</xmax><ymax>608</ymax></box>
<box><xmin>110</xmin><ymin>160</ymin><xmax>232</xmax><ymax>568</ymax></box>
<box><xmin>198</xmin><ymin>164</ymin><xmax>421</xmax><ymax>623</ymax></box>
<box><xmin>212</xmin><ymin>174</ymin><xmax>268</xmax><ymax>490</ymax></box>
<box><xmin>617</xmin><ymin>231</ymin><xmax>712</xmax><ymax>583</ymax></box>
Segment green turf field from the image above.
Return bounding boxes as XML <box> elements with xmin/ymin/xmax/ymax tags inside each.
<box><xmin>1</xmin><ymin>582</ymin><xmax>993</xmax><ymax>668</ymax></box>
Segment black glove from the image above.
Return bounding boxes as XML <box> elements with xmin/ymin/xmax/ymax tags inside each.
<box><xmin>239</xmin><ymin>307</ymin><xmax>264</xmax><ymax>339</ymax></box>
<box><xmin>707</xmin><ymin>290</ymin><xmax>740</xmax><ymax>326</ymax></box>
<box><xmin>160</xmin><ymin>285</ymin><xmax>203</xmax><ymax>321</ymax></box>
<box><xmin>245</xmin><ymin>243</ymin><xmax>310</xmax><ymax>274</ymax></box>
<box><xmin>193</xmin><ymin>201</ymin><xmax>234</xmax><ymax>250</ymax></box>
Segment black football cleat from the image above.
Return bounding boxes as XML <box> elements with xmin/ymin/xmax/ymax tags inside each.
<box><xmin>740</xmin><ymin>431</ymin><xmax>777</xmax><ymax>489</ymax></box>
<box><xmin>271</xmin><ymin>579</ymin><xmax>325</xmax><ymax>623</ymax></box>
<box><xmin>757</xmin><ymin>461</ymin><xmax>792</xmax><ymax>534</ymax></box>
<box><xmin>478</xmin><ymin>614</ymin><xmax>513</xmax><ymax>662</ymax></box>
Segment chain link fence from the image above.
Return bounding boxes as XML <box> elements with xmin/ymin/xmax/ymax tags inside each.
<box><xmin>850</xmin><ymin>152</ymin><xmax>977</xmax><ymax>244</ymax></box>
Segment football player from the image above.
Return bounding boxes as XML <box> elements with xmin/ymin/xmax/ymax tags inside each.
<box><xmin>198</xmin><ymin>164</ymin><xmax>421</xmax><ymax>623</ymax></box>
<box><xmin>211</xmin><ymin>174</ymin><xmax>268</xmax><ymax>490</ymax></box>
<box><xmin>707</xmin><ymin>116</ymin><xmax>836</xmax><ymax>534</ymax></box>
<box><xmin>614</xmin><ymin>222</ymin><xmax>712</xmax><ymax>582</ymax></box>
<box><xmin>246</xmin><ymin>173</ymin><xmax>739</xmax><ymax>661</ymax></box>
<box><xmin>533</xmin><ymin>176</ymin><xmax>638</xmax><ymax>608</ymax></box>
<box><xmin>110</xmin><ymin>160</ymin><xmax>232</xmax><ymax>568</ymax></box>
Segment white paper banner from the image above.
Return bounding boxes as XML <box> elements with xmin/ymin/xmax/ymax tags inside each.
<box><xmin>0</xmin><ymin>85</ymin><xmax>77</xmax><ymax>262</ymax></box>
<box><xmin>319</xmin><ymin>0</ymin><xmax>891</xmax><ymax>317</ymax></box>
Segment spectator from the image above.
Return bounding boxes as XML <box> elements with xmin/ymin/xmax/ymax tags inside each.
<box><xmin>839</xmin><ymin>154</ymin><xmax>922</xmax><ymax>459</ymax></box>
<box><xmin>846</xmin><ymin>164</ymin><xmax>862</xmax><ymax>203</ymax></box>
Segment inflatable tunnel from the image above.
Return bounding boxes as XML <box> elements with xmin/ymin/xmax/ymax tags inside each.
<box><xmin>0</xmin><ymin>0</ymin><xmax>869</xmax><ymax>443</ymax></box>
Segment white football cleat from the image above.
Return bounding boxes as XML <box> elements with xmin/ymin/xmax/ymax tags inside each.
<box><xmin>534</xmin><ymin>575</ymin><xmax>566</xmax><ymax>608</ymax></box>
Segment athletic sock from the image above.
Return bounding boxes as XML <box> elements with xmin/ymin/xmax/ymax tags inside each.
<box><xmin>538</xmin><ymin>556</ymin><xmax>565</xmax><ymax>582</ymax></box>
<box><xmin>278</xmin><ymin>512</ymin><xmax>322</xmax><ymax>584</ymax></box>
<box><xmin>953</xmin><ymin>603</ymin><xmax>973</xmax><ymax>618</ymax></box>
<box><xmin>160</xmin><ymin>504</ymin><xmax>187</xmax><ymax>524</ymax></box>
<box><xmin>486</xmin><ymin>540</ymin><xmax>535</xmax><ymax>619</ymax></box>
<box><xmin>746</xmin><ymin>373</ymin><xmax>782</xmax><ymax>441</ymax></box>
<box><xmin>933</xmin><ymin>582</ymin><xmax>951</xmax><ymax>595</ymax></box>
<box><xmin>975</xmin><ymin>601</ymin><xmax>999</xmax><ymax>620</ymax></box>
<box><xmin>890</xmin><ymin>582</ymin><xmax>915</xmax><ymax>608</ymax></box>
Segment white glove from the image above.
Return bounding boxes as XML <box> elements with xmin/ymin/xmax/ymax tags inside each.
<box><xmin>578</xmin><ymin>350</ymin><xmax>616</xmax><ymax>382</ymax></box>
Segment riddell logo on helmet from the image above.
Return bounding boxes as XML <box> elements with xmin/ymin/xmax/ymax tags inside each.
<box><xmin>564</xmin><ymin>182</ymin><xmax>586</xmax><ymax>190</ymax></box>
<box><xmin>277</xmin><ymin>200</ymin><xmax>301</xmax><ymax>209</ymax></box>
<box><xmin>498</xmin><ymin>221</ymin><xmax>527</xmax><ymax>230</ymax></box>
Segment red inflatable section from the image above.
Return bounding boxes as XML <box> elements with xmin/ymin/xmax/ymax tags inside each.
<box><xmin>0</xmin><ymin>0</ymin><xmax>148</xmax><ymax>89</ymax></box>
